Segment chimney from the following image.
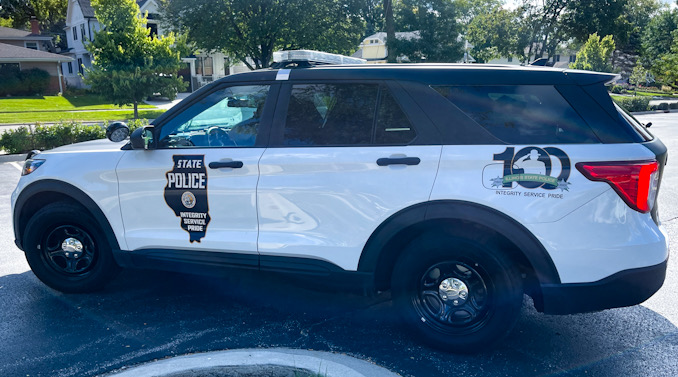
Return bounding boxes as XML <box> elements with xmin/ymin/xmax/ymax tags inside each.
<box><xmin>30</xmin><ymin>17</ymin><xmax>40</xmax><ymax>35</ymax></box>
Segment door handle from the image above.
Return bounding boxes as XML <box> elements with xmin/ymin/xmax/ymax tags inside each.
<box><xmin>376</xmin><ymin>157</ymin><xmax>421</xmax><ymax>166</ymax></box>
<box><xmin>208</xmin><ymin>160</ymin><xmax>244</xmax><ymax>169</ymax></box>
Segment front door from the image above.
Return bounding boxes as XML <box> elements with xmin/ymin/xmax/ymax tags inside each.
<box><xmin>116</xmin><ymin>83</ymin><xmax>276</xmax><ymax>259</ymax></box>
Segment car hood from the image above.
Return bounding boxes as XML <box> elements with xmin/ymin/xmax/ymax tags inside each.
<box><xmin>40</xmin><ymin>139</ymin><xmax>128</xmax><ymax>155</ymax></box>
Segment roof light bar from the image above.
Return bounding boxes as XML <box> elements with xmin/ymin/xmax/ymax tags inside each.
<box><xmin>273</xmin><ymin>50</ymin><xmax>366</xmax><ymax>66</ymax></box>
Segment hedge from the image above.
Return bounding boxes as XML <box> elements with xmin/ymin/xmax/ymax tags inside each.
<box><xmin>612</xmin><ymin>96</ymin><xmax>650</xmax><ymax>113</ymax></box>
<box><xmin>0</xmin><ymin>119</ymin><xmax>149</xmax><ymax>154</ymax></box>
<box><xmin>0</xmin><ymin>67</ymin><xmax>51</xmax><ymax>96</ymax></box>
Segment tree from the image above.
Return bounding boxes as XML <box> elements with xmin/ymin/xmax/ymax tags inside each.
<box><xmin>85</xmin><ymin>0</ymin><xmax>185</xmax><ymax>118</ymax></box>
<box><xmin>160</xmin><ymin>0</ymin><xmax>365</xmax><ymax>70</ymax></box>
<box><xmin>384</xmin><ymin>0</ymin><xmax>396</xmax><ymax>62</ymax></box>
<box><xmin>391</xmin><ymin>0</ymin><xmax>463</xmax><ymax>62</ymax></box>
<box><xmin>629</xmin><ymin>64</ymin><xmax>654</xmax><ymax>87</ymax></box>
<box><xmin>654</xmin><ymin>33</ymin><xmax>678</xmax><ymax>88</ymax></box>
<box><xmin>569</xmin><ymin>33</ymin><xmax>616</xmax><ymax>72</ymax></box>
<box><xmin>640</xmin><ymin>9</ymin><xmax>678</xmax><ymax>67</ymax></box>
<box><xmin>0</xmin><ymin>0</ymin><xmax>66</xmax><ymax>31</ymax></box>
<box><xmin>467</xmin><ymin>6</ymin><xmax>521</xmax><ymax>63</ymax></box>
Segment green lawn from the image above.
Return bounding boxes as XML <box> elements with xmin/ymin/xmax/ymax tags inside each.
<box><xmin>0</xmin><ymin>94</ymin><xmax>155</xmax><ymax>112</ymax></box>
<box><xmin>0</xmin><ymin>109</ymin><xmax>165</xmax><ymax>124</ymax></box>
<box><xmin>631</xmin><ymin>91</ymin><xmax>677</xmax><ymax>98</ymax></box>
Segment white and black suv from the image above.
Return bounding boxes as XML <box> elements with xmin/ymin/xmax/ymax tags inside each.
<box><xmin>12</xmin><ymin>52</ymin><xmax>668</xmax><ymax>352</ymax></box>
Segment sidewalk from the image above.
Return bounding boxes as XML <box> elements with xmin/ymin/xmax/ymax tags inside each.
<box><xmin>144</xmin><ymin>92</ymin><xmax>190</xmax><ymax>110</ymax></box>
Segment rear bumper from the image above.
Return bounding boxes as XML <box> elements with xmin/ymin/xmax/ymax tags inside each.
<box><xmin>537</xmin><ymin>258</ymin><xmax>667</xmax><ymax>315</ymax></box>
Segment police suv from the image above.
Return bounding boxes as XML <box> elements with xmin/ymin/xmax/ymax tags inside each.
<box><xmin>12</xmin><ymin>51</ymin><xmax>668</xmax><ymax>352</ymax></box>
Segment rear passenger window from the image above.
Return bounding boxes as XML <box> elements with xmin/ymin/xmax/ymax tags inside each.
<box><xmin>283</xmin><ymin>84</ymin><xmax>416</xmax><ymax>146</ymax></box>
<box><xmin>432</xmin><ymin>86</ymin><xmax>600</xmax><ymax>144</ymax></box>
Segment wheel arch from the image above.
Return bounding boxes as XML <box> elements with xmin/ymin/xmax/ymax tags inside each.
<box><xmin>14</xmin><ymin>179</ymin><xmax>120</xmax><ymax>252</ymax></box>
<box><xmin>358</xmin><ymin>200</ymin><xmax>561</xmax><ymax>303</ymax></box>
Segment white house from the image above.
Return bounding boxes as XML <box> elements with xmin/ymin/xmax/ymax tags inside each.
<box><xmin>352</xmin><ymin>32</ymin><xmax>476</xmax><ymax>64</ymax></box>
<box><xmin>61</xmin><ymin>0</ymin><xmax>248</xmax><ymax>91</ymax></box>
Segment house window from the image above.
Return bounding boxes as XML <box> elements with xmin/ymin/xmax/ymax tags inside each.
<box><xmin>81</xmin><ymin>24</ymin><xmax>86</xmax><ymax>40</ymax></box>
<box><xmin>196</xmin><ymin>57</ymin><xmax>213</xmax><ymax>76</ymax></box>
<box><xmin>148</xmin><ymin>23</ymin><xmax>158</xmax><ymax>37</ymax></box>
<box><xmin>77</xmin><ymin>58</ymin><xmax>84</xmax><ymax>75</ymax></box>
<box><xmin>25</xmin><ymin>42</ymin><xmax>38</xmax><ymax>50</ymax></box>
<box><xmin>67</xmin><ymin>62</ymin><xmax>73</xmax><ymax>74</ymax></box>
<box><xmin>569</xmin><ymin>55</ymin><xmax>576</xmax><ymax>63</ymax></box>
<box><xmin>73</xmin><ymin>26</ymin><xmax>78</xmax><ymax>41</ymax></box>
<box><xmin>554</xmin><ymin>55</ymin><xmax>561</xmax><ymax>62</ymax></box>
<box><xmin>508</xmin><ymin>57</ymin><xmax>513</xmax><ymax>63</ymax></box>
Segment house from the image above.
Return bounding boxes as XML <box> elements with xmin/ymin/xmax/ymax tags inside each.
<box><xmin>488</xmin><ymin>48</ymin><xmax>578</xmax><ymax>68</ymax></box>
<box><xmin>352</xmin><ymin>32</ymin><xmax>421</xmax><ymax>63</ymax></box>
<box><xmin>61</xmin><ymin>0</ymin><xmax>248</xmax><ymax>91</ymax></box>
<box><xmin>0</xmin><ymin>20</ymin><xmax>54</xmax><ymax>52</ymax></box>
<box><xmin>0</xmin><ymin>23</ymin><xmax>72</xmax><ymax>94</ymax></box>
<box><xmin>352</xmin><ymin>32</ymin><xmax>476</xmax><ymax>64</ymax></box>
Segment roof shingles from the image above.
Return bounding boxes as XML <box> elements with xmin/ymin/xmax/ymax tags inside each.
<box><xmin>0</xmin><ymin>42</ymin><xmax>73</xmax><ymax>62</ymax></box>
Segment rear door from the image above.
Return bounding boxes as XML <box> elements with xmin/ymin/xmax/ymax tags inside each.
<box><xmin>256</xmin><ymin>81</ymin><xmax>442</xmax><ymax>271</ymax></box>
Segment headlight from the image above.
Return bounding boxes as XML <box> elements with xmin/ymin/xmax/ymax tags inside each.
<box><xmin>22</xmin><ymin>159</ymin><xmax>45</xmax><ymax>176</ymax></box>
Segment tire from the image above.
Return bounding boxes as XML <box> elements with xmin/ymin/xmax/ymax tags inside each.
<box><xmin>392</xmin><ymin>235</ymin><xmax>523</xmax><ymax>353</ymax></box>
<box><xmin>23</xmin><ymin>202</ymin><xmax>121</xmax><ymax>293</ymax></box>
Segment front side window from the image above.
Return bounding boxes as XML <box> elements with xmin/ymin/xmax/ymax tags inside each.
<box><xmin>282</xmin><ymin>84</ymin><xmax>416</xmax><ymax>146</ymax></box>
<box><xmin>72</xmin><ymin>26</ymin><xmax>77</xmax><ymax>41</ymax></box>
<box><xmin>158</xmin><ymin>85</ymin><xmax>270</xmax><ymax>149</ymax></box>
<box><xmin>433</xmin><ymin>85</ymin><xmax>599</xmax><ymax>144</ymax></box>
<box><xmin>25</xmin><ymin>42</ymin><xmax>38</xmax><ymax>50</ymax></box>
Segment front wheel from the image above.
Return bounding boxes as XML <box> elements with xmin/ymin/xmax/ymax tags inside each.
<box><xmin>392</xmin><ymin>236</ymin><xmax>523</xmax><ymax>353</ymax></box>
<box><xmin>23</xmin><ymin>203</ymin><xmax>120</xmax><ymax>293</ymax></box>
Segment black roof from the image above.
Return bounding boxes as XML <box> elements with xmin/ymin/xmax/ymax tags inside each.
<box><xmin>218</xmin><ymin>64</ymin><xmax>616</xmax><ymax>87</ymax></box>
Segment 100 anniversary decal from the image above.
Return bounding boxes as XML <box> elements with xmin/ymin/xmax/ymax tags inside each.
<box><xmin>164</xmin><ymin>155</ymin><xmax>211</xmax><ymax>242</ymax></box>
<box><xmin>483</xmin><ymin>146</ymin><xmax>572</xmax><ymax>199</ymax></box>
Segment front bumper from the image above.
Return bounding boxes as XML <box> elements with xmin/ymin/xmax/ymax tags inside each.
<box><xmin>537</xmin><ymin>258</ymin><xmax>668</xmax><ymax>315</ymax></box>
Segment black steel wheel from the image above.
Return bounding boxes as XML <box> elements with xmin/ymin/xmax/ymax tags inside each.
<box><xmin>392</xmin><ymin>235</ymin><xmax>523</xmax><ymax>353</ymax></box>
<box><xmin>23</xmin><ymin>203</ymin><xmax>120</xmax><ymax>293</ymax></box>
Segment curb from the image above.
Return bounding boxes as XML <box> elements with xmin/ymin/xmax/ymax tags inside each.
<box><xmin>104</xmin><ymin>348</ymin><xmax>400</xmax><ymax>377</ymax></box>
<box><xmin>0</xmin><ymin>153</ymin><xmax>27</xmax><ymax>162</ymax></box>
<box><xmin>631</xmin><ymin>109</ymin><xmax>678</xmax><ymax>115</ymax></box>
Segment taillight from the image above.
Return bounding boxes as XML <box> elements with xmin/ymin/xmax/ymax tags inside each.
<box><xmin>576</xmin><ymin>160</ymin><xmax>659</xmax><ymax>213</ymax></box>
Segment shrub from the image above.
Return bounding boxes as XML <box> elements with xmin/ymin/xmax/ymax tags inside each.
<box><xmin>0</xmin><ymin>121</ymin><xmax>107</xmax><ymax>154</ymax></box>
<box><xmin>610</xmin><ymin>85</ymin><xmax>624</xmax><ymax>94</ymax></box>
<box><xmin>0</xmin><ymin>67</ymin><xmax>51</xmax><ymax>96</ymax></box>
<box><xmin>661</xmin><ymin>85</ymin><xmax>674</xmax><ymax>93</ymax></box>
<box><xmin>21</xmin><ymin>68</ymin><xmax>51</xmax><ymax>95</ymax></box>
<box><xmin>612</xmin><ymin>96</ymin><xmax>650</xmax><ymax>112</ymax></box>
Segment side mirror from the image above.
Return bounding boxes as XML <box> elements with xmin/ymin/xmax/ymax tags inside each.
<box><xmin>106</xmin><ymin>121</ymin><xmax>130</xmax><ymax>142</ymax></box>
<box><xmin>130</xmin><ymin>126</ymin><xmax>154</xmax><ymax>150</ymax></box>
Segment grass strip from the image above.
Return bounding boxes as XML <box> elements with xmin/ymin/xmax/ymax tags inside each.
<box><xmin>0</xmin><ymin>94</ymin><xmax>155</xmax><ymax>112</ymax></box>
<box><xmin>0</xmin><ymin>109</ymin><xmax>165</xmax><ymax>124</ymax></box>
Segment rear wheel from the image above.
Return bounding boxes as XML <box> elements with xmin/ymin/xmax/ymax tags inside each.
<box><xmin>392</xmin><ymin>235</ymin><xmax>523</xmax><ymax>352</ymax></box>
<box><xmin>23</xmin><ymin>203</ymin><xmax>120</xmax><ymax>293</ymax></box>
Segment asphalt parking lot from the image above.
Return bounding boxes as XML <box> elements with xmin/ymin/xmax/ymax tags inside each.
<box><xmin>1</xmin><ymin>112</ymin><xmax>677</xmax><ymax>377</ymax></box>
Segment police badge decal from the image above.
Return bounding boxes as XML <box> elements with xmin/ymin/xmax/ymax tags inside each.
<box><xmin>164</xmin><ymin>155</ymin><xmax>211</xmax><ymax>242</ymax></box>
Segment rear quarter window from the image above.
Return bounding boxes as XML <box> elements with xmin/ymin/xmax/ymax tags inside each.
<box><xmin>432</xmin><ymin>85</ymin><xmax>601</xmax><ymax>144</ymax></box>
